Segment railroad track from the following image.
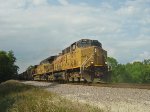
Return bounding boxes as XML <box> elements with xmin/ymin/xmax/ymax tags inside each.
<box><xmin>67</xmin><ymin>82</ymin><xmax>150</xmax><ymax>90</ymax></box>
<box><xmin>27</xmin><ymin>80</ymin><xmax>150</xmax><ymax>90</ymax></box>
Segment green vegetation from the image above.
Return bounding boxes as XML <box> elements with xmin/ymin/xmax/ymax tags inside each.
<box><xmin>0</xmin><ymin>50</ymin><xmax>19</xmax><ymax>83</ymax></box>
<box><xmin>0</xmin><ymin>80</ymin><xmax>102</xmax><ymax>112</ymax></box>
<box><xmin>108</xmin><ymin>57</ymin><xmax>150</xmax><ymax>83</ymax></box>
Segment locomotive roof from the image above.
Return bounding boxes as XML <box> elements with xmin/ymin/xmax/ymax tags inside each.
<box><xmin>77</xmin><ymin>39</ymin><xmax>101</xmax><ymax>43</ymax></box>
<box><xmin>40</xmin><ymin>55</ymin><xmax>56</xmax><ymax>64</ymax></box>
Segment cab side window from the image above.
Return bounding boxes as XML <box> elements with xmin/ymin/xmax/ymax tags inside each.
<box><xmin>71</xmin><ymin>43</ymin><xmax>76</xmax><ymax>51</ymax></box>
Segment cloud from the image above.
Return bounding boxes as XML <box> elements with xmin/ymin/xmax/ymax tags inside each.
<box><xmin>32</xmin><ymin>0</ymin><xmax>47</xmax><ymax>6</ymax></box>
<box><xmin>139</xmin><ymin>51</ymin><xmax>150</xmax><ymax>59</ymax></box>
<box><xmin>58</xmin><ymin>0</ymin><xmax>69</xmax><ymax>6</ymax></box>
<box><xmin>133</xmin><ymin>51</ymin><xmax>150</xmax><ymax>62</ymax></box>
<box><xmin>0</xmin><ymin>0</ymin><xmax>150</xmax><ymax>72</ymax></box>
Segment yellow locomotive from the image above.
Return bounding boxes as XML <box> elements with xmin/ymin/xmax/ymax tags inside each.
<box><xmin>30</xmin><ymin>39</ymin><xmax>108</xmax><ymax>82</ymax></box>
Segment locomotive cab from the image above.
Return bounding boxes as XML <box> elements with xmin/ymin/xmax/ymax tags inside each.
<box><xmin>76</xmin><ymin>39</ymin><xmax>108</xmax><ymax>82</ymax></box>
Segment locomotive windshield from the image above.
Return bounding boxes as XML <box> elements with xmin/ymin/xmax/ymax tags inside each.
<box><xmin>92</xmin><ymin>40</ymin><xmax>102</xmax><ymax>47</ymax></box>
<box><xmin>77</xmin><ymin>39</ymin><xmax>102</xmax><ymax>48</ymax></box>
<box><xmin>77</xmin><ymin>39</ymin><xmax>91</xmax><ymax>47</ymax></box>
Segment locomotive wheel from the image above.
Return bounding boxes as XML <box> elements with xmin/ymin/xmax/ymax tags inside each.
<box><xmin>77</xmin><ymin>77</ymin><xmax>80</xmax><ymax>83</ymax></box>
<box><xmin>72</xmin><ymin>78</ymin><xmax>74</xmax><ymax>83</ymax></box>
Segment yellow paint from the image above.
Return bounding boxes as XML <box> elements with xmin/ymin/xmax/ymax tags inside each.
<box><xmin>34</xmin><ymin>42</ymin><xmax>107</xmax><ymax>76</ymax></box>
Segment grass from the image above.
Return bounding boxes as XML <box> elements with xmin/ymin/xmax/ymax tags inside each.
<box><xmin>0</xmin><ymin>80</ymin><xmax>103</xmax><ymax>112</ymax></box>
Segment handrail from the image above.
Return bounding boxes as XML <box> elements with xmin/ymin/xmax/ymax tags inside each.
<box><xmin>80</xmin><ymin>53</ymin><xmax>94</xmax><ymax>76</ymax></box>
<box><xmin>80</xmin><ymin>57</ymin><xmax>88</xmax><ymax>74</ymax></box>
<box><xmin>83</xmin><ymin>54</ymin><xmax>94</xmax><ymax>70</ymax></box>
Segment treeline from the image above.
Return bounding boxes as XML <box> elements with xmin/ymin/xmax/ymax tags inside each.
<box><xmin>107</xmin><ymin>57</ymin><xmax>150</xmax><ymax>83</ymax></box>
<box><xmin>0</xmin><ymin>50</ymin><xmax>19</xmax><ymax>83</ymax></box>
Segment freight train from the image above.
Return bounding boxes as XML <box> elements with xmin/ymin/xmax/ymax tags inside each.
<box><xmin>19</xmin><ymin>39</ymin><xmax>109</xmax><ymax>82</ymax></box>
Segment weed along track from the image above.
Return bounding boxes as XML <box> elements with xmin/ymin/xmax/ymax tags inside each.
<box><xmin>0</xmin><ymin>80</ymin><xmax>103</xmax><ymax>112</ymax></box>
<box><xmin>22</xmin><ymin>81</ymin><xmax>150</xmax><ymax>112</ymax></box>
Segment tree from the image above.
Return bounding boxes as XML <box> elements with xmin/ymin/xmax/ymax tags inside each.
<box><xmin>143</xmin><ymin>59</ymin><xmax>150</xmax><ymax>65</ymax></box>
<box><xmin>107</xmin><ymin>57</ymin><xmax>118</xmax><ymax>71</ymax></box>
<box><xmin>107</xmin><ymin>57</ymin><xmax>118</xmax><ymax>82</ymax></box>
<box><xmin>107</xmin><ymin>57</ymin><xmax>136</xmax><ymax>83</ymax></box>
<box><xmin>142</xmin><ymin>59</ymin><xmax>150</xmax><ymax>83</ymax></box>
<box><xmin>107</xmin><ymin>57</ymin><xmax>150</xmax><ymax>83</ymax></box>
<box><xmin>0</xmin><ymin>50</ymin><xmax>19</xmax><ymax>83</ymax></box>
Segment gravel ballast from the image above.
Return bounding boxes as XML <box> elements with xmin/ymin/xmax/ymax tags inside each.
<box><xmin>23</xmin><ymin>81</ymin><xmax>150</xmax><ymax>112</ymax></box>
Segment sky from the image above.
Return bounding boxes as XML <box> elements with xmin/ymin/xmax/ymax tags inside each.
<box><xmin>0</xmin><ymin>0</ymin><xmax>150</xmax><ymax>73</ymax></box>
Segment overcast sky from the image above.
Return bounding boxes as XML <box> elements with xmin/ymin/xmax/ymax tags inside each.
<box><xmin>0</xmin><ymin>0</ymin><xmax>150</xmax><ymax>73</ymax></box>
